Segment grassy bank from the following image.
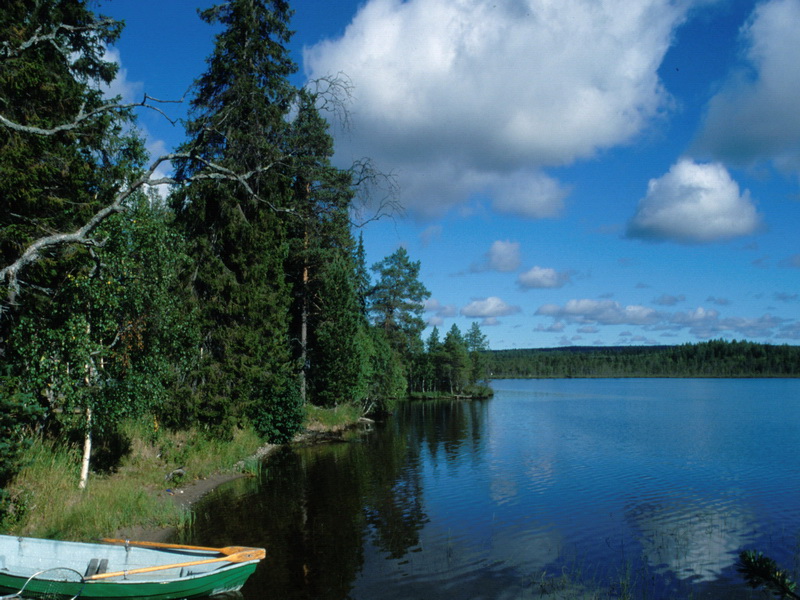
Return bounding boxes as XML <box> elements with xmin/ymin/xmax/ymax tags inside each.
<box><xmin>1</xmin><ymin>404</ymin><xmax>365</xmax><ymax>541</ymax></box>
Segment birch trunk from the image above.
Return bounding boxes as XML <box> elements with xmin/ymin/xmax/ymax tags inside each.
<box><xmin>78</xmin><ymin>405</ymin><xmax>92</xmax><ymax>490</ymax></box>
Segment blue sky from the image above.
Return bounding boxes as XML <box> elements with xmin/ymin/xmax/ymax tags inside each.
<box><xmin>97</xmin><ymin>0</ymin><xmax>800</xmax><ymax>349</ymax></box>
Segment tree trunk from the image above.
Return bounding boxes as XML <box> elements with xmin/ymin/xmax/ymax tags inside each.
<box><xmin>78</xmin><ymin>406</ymin><xmax>92</xmax><ymax>490</ymax></box>
<box><xmin>300</xmin><ymin>228</ymin><xmax>309</xmax><ymax>404</ymax></box>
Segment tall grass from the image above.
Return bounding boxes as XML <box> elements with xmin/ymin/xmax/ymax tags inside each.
<box><xmin>1</xmin><ymin>406</ymin><xmax>363</xmax><ymax>541</ymax></box>
<box><xmin>1</xmin><ymin>420</ymin><xmax>264</xmax><ymax>541</ymax></box>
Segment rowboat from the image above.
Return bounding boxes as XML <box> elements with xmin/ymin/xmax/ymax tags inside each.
<box><xmin>0</xmin><ymin>534</ymin><xmax>264</xmax><ymax>599</ymax></box>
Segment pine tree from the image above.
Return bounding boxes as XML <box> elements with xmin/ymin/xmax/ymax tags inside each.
<box><xmin>171</xmin><ymin>0</ymin><xmax>301</xmax><ymax>441</ymax></box>
<box><xmin>370</xmin><ymin>248</ymin><xmax>431</xmax><ymax>360</ymax></box>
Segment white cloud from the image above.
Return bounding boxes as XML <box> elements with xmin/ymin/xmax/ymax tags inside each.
<box><xmin>695</xmin><ymin>0</ymin><xmax>800</xmax><ymax>171</ymax></box>
<box><xmin>100</xmin><ymin>46</ymin><xmax>143</xmax><ymax>102</ymax></box>
<box><xmin>489</xmin><ymin>171</ymin><xmax>568</xmax><ymax>219</ymax></box>
<box><xmin>535</xmin><ymin>322</ymin><xmax>565</xmax><ymax>333</ymax></box>
<box><xmin>461</xmin><ymin>297</ymin><xmax>521</xmax><ymax>323</ymax></box>
<box><xmin>536</xmin><ymin>299</ymin><xmax>660</xmax><ymax>325</ymax></box>
<box><xmin>535</xmin><ymin>297</ymin><xmax>795</xmax><ymax>340</ymax></box>
<box><xmin>627</xmin><ymin>159</ymin><xmax>762</xmax><ymax>243</ymax></box>
<box><xmin>424</xmin><ymin>298</ymin><xmax>458</xmax><ymax>327</ymax></box>
<box><xmin>472</xmin><ymin>240</ymin><xmax>521</xmax><ymax>272</ymax></box>
<box><xmin>518</xmin><ymin>266</ymin><xmax>571</xmax><ymax>289</ymax></box>
<box><xmin>305</xmin><ymin>0</ymin><xmax>688</xmax><ymax>219</ymax></box>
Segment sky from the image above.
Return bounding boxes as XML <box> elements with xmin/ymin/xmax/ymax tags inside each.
<box><xmin>95</xmin><ymin>0</ymin><xmax>800</xmax><ymax>349</ymax></box>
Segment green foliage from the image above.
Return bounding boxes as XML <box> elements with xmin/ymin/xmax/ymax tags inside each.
<box><xmin>0</xmin><ymin>0</ymin><xmax>124</xmax><ymax>253</ymax></box>
<box><xmin>364</xmin><ymin>326</ymin><xmax>407</xmax><ymax>411</ymax></box>
<box><xmin>487</xmin><ymin>339</ymin><xmax>800</xmax><ymax>378</ymax></box>
<box><xmin>442</xmin><ymin>324</ymin><xmax>471</xmax><ymax>394</ymax></box>
<box><xmin>0</xmin><ymin>378</ymin><xmax>44</xmax><ymax>524</ymax></box>
<box><xmin>249</xmin><ymin>379</ymin><xmax>304</xmax><ymax>444</ymax></box>
<box><xmin>370</xmin><ymin>247</ymin><xmax>431</xmax><ymax>359</ymax></box>
<box><xmin>737</xmin><ymin>550</ymin><xmax>800</xmax><ymax>599</ymax></box>
<box><xmin>9</xmin><ymin>202</ymin><xmax>195</xmax><ymax>440</ymax></box>
<box><xmin>172</xmin><ymin>0</ymin><xmax>298</xmax><ymax>433</ymax></box>
<box><xmin>309</xmin><ymin>256</ymin><xmax>370</xmax><ymax>407</ymax></box>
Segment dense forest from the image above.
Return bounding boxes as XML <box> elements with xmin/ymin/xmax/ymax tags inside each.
<box><xmin>487</xmin><ymin>339</ymin><xmax>800</xmax><ymax>378</ymax></box>
<box><xmin>0</xmin><ymin>0</ymin><xmax>488</xmax><ymax>494</ymax></box>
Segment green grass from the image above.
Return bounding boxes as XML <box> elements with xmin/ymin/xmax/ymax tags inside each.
<box><xmin>303</xmin><ymin>402</ymin><xmax>364</xmax><ymax>432</ymax></box>
<box><xmin>1</xmin><ymin>439</ymin><xmax>184</xmax><ymax>540</ymax></box>
<box><xmin>1</xmin><ymin>419</ymin><xmax>265</xmax><ymax>540</ymax></box>
<box><xmin>1</xmin><ymin>406</ymin><xmax>365</xmax><ymax>541</ymax></box>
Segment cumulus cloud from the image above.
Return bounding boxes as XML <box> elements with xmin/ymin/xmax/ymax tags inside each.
<box><xmin>424</xmin><ymin>298</ymin><xmax>457</xmax><ymax>326</ymax></box>
<box><xmin>535</xmin><ymin>297</ymin><xmax>795</xmax><ymax>340</ymax></box>
<box><xmin>695</xmin><ymin>0</ymin><xmax>800</xmax><ymax>171</ymax></box>
<box><xmin>536</xmin><ymin>299</ymin><xmax>660</xmax><ymax>325</ymax></box>
<box><xmin>472</xmin><ymin>240</ymin><xmax>521</xmax><ymax>272</ymax></box>
<box><xmin>304</xmin><ymin>0</ymin><xmax>688</xmax><ymax>219</ymax></box>
<box><xmin>626</xmin><ymin>159</ymin><xmax>762</xmax><ymax>243</ymax></box>
<box><xmin>518</xmin><ymin>266</ymin><xmax>572</xmax><ymax>289</ymax></box>
<box><xmin>461</xmin><ymin>296</ymin><xmax>521</xmax><ymax>324</ymax></box>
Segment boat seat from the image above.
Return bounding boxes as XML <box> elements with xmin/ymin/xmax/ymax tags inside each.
<box><xmin>85</xmin><ymin>558</ymin><xmax>108</xmax><ymax>577</ymax></box>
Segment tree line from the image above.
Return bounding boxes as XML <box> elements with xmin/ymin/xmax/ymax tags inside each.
<box><xmin>487</xmin><ymin>339</ymin><xmax>800</xmax><ymax>379</ymax></box>
<box><xmin>0</xmin><ymin>0</ymin><xmax>487</xmax><ymax>493</ymax></box>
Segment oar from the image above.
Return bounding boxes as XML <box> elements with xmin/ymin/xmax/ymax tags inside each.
<box><xmin>84</xmin><ymin>548</ymin><xmax>264</xmax><ymax>581</ymax></box>
<box><xmin>101</xmin><ymin>538</ymin><xmax>261</xmax><ymax>557</ymax></box>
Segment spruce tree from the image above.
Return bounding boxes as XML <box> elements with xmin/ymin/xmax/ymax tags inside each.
<box><xmin>284</xmin><ymin>89</ymin><xmax>367</xmax><ymax>407</ymax></box>
<box><xmin>171</xmin><ymin>0</ymin><xmax>301</xmax><ymax>440</ymax></box>
<box><xmin>0</xmin><ymin>0</ymin><xmax>131</xmax><ymax>339</ymax></box>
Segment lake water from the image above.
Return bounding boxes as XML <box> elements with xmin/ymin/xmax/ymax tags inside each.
<box><xmin>187</xmin><ymin>379</ymin><xmax>800</xmax><ymax>599</ymax></box>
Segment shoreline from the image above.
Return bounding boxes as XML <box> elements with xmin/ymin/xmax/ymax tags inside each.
<box><xmin>114</xmin><ymin>420</ymin><xmax>374</xmax><ymax>543</ymax></box>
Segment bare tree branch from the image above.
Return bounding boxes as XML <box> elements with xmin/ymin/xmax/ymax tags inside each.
<box><xmin>0</xmin><ymin>17</ymin><xmax>117</xmax><ymax>61</ymax></box>
<box><xmin>0</xmin><ymin>150</ymin><xmax>296</xmax><ymax>315</ymax></box>
<box><xmin>0</xmin><ymin>93</ymin><xmax>183</xmax><ymax>135</ymax></box>
<box><xmin>348</xmin><ymin>157</ymin><xmax>403</xmax><ymax>227</ymax></box>
<box><xmin>307</xmin><ymin>72</ymin><xmax>355</xmax><ymax>132</ymax></box>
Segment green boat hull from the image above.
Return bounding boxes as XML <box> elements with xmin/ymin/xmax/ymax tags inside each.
<box><xmin>0</xmin><ymin>535</ymin><xmax>263</xmax><ymax>600</ymax></box>
<box><xmin>0</xmin><ymin>562</ymin><xmax>257</xmax><ymax>599</ymax></box>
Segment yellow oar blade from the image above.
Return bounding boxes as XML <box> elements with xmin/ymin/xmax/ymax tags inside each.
<box><xmin>101</xmin><ymin>538</ymin><xmax>259</xmax><ymax>557</ymax></box>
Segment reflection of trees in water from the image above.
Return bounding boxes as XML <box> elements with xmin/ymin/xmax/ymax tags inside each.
<box><xmin>399</xmin><ymin>399</ymin><xmax>489</xmax><ymax>467</ymax></box>
<box><xmin>190</xmin><ymin>446</ymin><xmax>368</xmax><ymax>600</ymax></box>
<box><xmin>187</xmin><ymin>400</ymin><xmax>493</xmax><ymax>600</ymax></box>
<box><xmin>627</xmin><ymin>497</ymin><xmax>754</xmax><ymax>583</ymax></box>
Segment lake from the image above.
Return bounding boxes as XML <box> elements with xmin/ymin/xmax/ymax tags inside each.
<box><xmin>187</xmin><ymin>378</ymin><xmax>800</xmax><ymax>599</ymax></box>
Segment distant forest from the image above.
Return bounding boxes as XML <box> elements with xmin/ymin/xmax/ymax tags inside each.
<box><xmin>486</xmin><ymin>339</ymin><xmax>800</xmax><ymax>378</ymax></box>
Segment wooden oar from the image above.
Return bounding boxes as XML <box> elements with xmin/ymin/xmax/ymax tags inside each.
<box><xmin>101</xmin><ymin>538</ymin><xmax>262</xmax><ymax>557</ymax></box>
<box><xmin>84</xmin><ymin>547</ymin><xmax>264</xmax><ymax>581</ymax></box>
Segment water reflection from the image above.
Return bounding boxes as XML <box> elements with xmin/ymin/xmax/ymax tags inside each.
<box><xmin>183</xmin><ymin>379</ymin><xmax>800</xmax><ymax>600</ymax></box>
<box><xmin>629</xmin><ymin>496</ymin><xmax>755</xmax><ymax>582</ymax></box>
